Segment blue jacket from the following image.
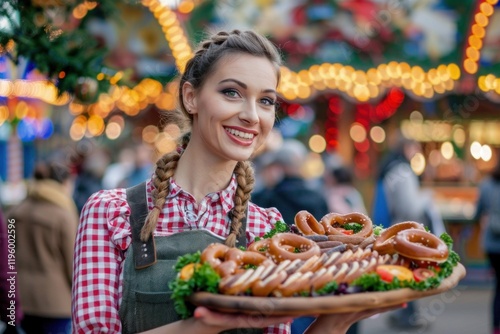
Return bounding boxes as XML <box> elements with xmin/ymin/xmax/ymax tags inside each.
<box><xmin>252</xmin><ymin>176</ymin><xmax>329</xmax><ymax>226</ymax></box>
<box><xmin>474</xmin><ymin>177</ymin><xmax>500</xmax><ymax>254</ymax></box>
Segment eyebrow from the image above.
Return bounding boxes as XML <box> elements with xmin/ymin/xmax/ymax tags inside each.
<box><xmin>219</xmin><ymin>78</ymin><xmax>276</xmax><ymax>95</ymax></box>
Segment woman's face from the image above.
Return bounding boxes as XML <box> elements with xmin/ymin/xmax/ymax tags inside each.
<box><xmin>184</xmin><ymin>53</ymin><xmax>278</xmax><ymax>162</ymax></box>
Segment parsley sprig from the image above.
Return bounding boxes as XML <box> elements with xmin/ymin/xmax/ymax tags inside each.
<box><xmin>343</xmin><ymin>223</ymin><xmax>363</xmax><ymax>234</ymax></box>
<box><xmin>254</xmin><ymin>221</ymin><xmax>289</xmax><ymax>241</ymax></box>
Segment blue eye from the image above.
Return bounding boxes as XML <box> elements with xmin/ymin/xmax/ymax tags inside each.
<box><xmin>261</xmin><ymin>98</ymin><xmax>276</xmax><ymax>106</ymax></box>
<box><xmin>222</xmin><ymin>89</ymin><xmax>240</xmax><ymax>98</ymax></box>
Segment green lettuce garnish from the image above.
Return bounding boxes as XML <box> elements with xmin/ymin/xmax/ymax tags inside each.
<box><xmin>169</xmin><ymin>253</ymin><xmax>221</xmax><ymax>319</ymax></box>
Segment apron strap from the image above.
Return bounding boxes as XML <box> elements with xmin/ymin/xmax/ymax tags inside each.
<box><xmin>126</xmin><ymin>182</ymin><xmax>249</xmax><ymax>269</ymax></box>
<box><xmin>126</xmin><ymin>182</ymin><xmax>157</xmax><ymax>269</ymax></box>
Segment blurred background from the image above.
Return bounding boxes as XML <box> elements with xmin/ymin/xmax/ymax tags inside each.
<box><xmin>0</xmin><ymin>0</ymin><xmax>498</xmax><ymax>333</ymax></box>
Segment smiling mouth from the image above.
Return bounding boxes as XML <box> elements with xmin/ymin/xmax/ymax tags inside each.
<box><xmin>225</xmin><ymin>127</ymin><xmax>255</xmax><ymax>140</ymax></box>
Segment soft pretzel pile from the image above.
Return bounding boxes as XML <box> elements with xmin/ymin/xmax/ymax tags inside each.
<box><xmin>197</xmin><ymin>211</ymin><xmax>450</xmax><ymax>297</ymax></box>
<box><xmin>201</xmin><ymin>236</ymin><xmax>394</xmax><ymax>297</ymax></box>
<box><xmin>294</xmin><ymin>211</ymin><xmax>448</xmax><ymax>265</ymax></box>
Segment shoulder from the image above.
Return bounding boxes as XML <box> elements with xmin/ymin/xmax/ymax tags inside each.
<box><xmin>79</xmin><ymin>188</ymin><xmax>132</xmax><ymax>250</ymax></box>
<box><xmin>246</xmin><ymin>202</ymin><xmax>284</xmax><ymax>240</ymax></box>
<box><xmin>82</xmin><ymin>188</ymin><xmax>129</xmax><ymax>217</ymax></box>
<box><xmin>383</xmin><ymin>162</ymin><xmax>415</xmax><ymax>185</ymax></box>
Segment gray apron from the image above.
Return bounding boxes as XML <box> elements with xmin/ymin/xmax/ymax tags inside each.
<box><xmin>119</xmin><ymin>182</ymin><xmax>264</xmax><ymax>334</ymax></box>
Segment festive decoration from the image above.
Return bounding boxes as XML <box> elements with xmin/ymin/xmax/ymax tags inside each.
<box><xmin>325</xmin><ymin>96</ymin><xmax>342</xmax><ymax>151</ymax></box>
<box><xmin>1</xmin><ymin>0</ymin><xmax>500</xmax><ymax>145</ymax></box>
<box><xmin>0</xmin><ymin>0</ymin><xmax>119</xmax><ymax>102</ymax></box>
<box><xmin>462</xmin><ymin>0</ymin><xmax>495</xmax><ymax>75</ymax></box>
<box><xmin>74</xmin><ymin>76</ymin><xmax>98</xmax><ymax>104</ymax></box>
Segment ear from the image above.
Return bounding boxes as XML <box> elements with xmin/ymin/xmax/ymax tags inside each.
<box><xmin>182</xmin><ymin>81</ymin><xmax>198</xmax><ymax>114</ymax></box>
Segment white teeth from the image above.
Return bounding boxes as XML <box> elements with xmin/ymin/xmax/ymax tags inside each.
<box><xmin>226</xmin><ymin>128</ymin><xmax>254</xmax><ymax>139</ymax></box>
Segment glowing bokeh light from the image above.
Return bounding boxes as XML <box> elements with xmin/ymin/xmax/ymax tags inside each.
<box><xmin>470</xmin><ymin>141</ymin><xmax>482</xmax><ymax>160</ymax></box>
<box><xmin>349</xmin><ymin>123</ymin><xmax>367</xmax><ymax>143</ymax></box>
<box><xmin>105</xmin><ymin>122</ymin><xmax>122</xmax><ymax>140</ymax></box>
<box><xmin>481</xmin><ymin>144</ymin><xmax>492</xmax><ymax>161</ymax></box>
<box><xmin>309</xmin><ymin>134</ymin><xmax>326</xmax><ymax>153</ymax></box>
<box><xmin>441</xmin><ymin>141</ymin><xmax>454</xmax><ymax>160</ymax></box>
<box><xmin>410</xmin><ymin>152</ymin><xmax>426</xmax><ymax>176</ymax></box>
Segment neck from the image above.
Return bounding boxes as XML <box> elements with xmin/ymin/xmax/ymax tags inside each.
<box><xmin>173</xmin><ymin>145</ymin><xmax>237</xmax><ymax>202</ymax></box>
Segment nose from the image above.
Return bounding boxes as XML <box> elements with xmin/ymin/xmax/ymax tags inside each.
<box><xmin>239</xmin><ymin>100</ymin><xmax>259</xmax><ymax>125</ymax></box>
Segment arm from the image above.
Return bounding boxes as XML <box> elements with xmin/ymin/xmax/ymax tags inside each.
<box><xmin>72</xmin><ymin>191</ymin><xmax>129</xmax><ymax>333</ymax></box>
<box><xmin>305</xmin><ymin>304</ymin><xmax>404</xmax><ymax>334</ymax></box>
<box><xmin>141</xmin><ymin>307</ymin><xmax>291</xmax><ymax>334</ymax></box>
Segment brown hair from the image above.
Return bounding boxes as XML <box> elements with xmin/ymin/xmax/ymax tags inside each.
<box><xmin>141</xmin><ymin>29</ymin><xmax>282</xmax><ymax>246</ymax></box>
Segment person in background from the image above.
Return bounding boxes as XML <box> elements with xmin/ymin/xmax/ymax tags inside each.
<box><xmin>324</xmin><ymin>165</ymin><xmax>367</xmax><ymax>215</ymax></box>
<box><xmin>252</xmin><ymin>138</ymin><xmax>330</xmax><ymax>333</ymax></box>
<box><xmin>7</xmin><ymin>161</ymin><xmax>78</xmax><ymax>334</ymax></box>
<box><xmin>72</xmin><ymin>29</ymin><xmax>398</xmax><ymax>334</ymax></box>
<box><xmin>102</xmin><ymin>146</ymin><xmax>135</xmax><ymax>189</ymax></box>
<box><xmin>474</xmin><ymin>156</ymin><xmax>500</xmax><ymax>334</ymax></box>
<box><xmin>120</xmin><ymin>142</ymin><xmax>154</xmax><ymax>188</ymax></box>
<box><xmin>72</xmin><ymin>147</ymin><xmax>109</xmax><ymax>213</ymax></box>
<box><xmin>252</xmin><ymin>138</ymin><xmax>329</xmax><ymax>227</ymax></box>
<box><xmin>373</xmin><ymin>134</ymin><xmax>442</xmax><ymax>330</ymax></box>
<box><xmin>0</xmin><ymin>205</ymin><xmax>23</xmax><ymax>334</ymax></box>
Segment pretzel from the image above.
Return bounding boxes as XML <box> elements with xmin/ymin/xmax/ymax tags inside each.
<box><xmin>393</xmin><ymin>229</ymin><xmax>449</xmax><ymax>263</ymax></box>
<box><xmin>268</xmin><ymin>233</ymin><xmax>321</xmax><ymax>263</ymax></box>
<box><xmin>320</xmin><ymin>212</ymin><xmax>373</xmax><ymax>238</ymax></box>
<box><xmin>372</xmin><ymin>221</ymin><xmax>425</xmax><ymax>255</ymax></box>
<box><xmin>294</xmin><ymin>210</ymin><xmax>326</xmax><ymax>235</ymax></box>
<box><xmin>200</xmin><ymin>243</ymin><xmax>230</xmax><ymax>267</ymax></box>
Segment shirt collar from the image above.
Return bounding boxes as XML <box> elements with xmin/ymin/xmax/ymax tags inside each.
<box><xmin>155</xmin><ymin>174</ymin><xmax>237</xmax><ymax>215</ymax></box>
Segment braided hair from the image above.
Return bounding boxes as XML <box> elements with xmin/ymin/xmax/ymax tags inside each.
<box><xmin>141</xmin><ymin>30</ymin><xmax>282</xmax><ymax>246</ymax></box>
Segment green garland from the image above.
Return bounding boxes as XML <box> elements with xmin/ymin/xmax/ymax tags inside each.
<box><xmin>0</xmin><ymin>0</ymin><xmax>124</xmax><ymax>102</ymax></box>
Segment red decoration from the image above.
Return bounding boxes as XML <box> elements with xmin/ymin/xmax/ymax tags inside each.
<box><xmin>371</xmin><ymin>88</ymin><xmax>405</xmax><ymax>123</ymax></box>
<box><xmin>325</xmin><ymin>96</ymin><xmax>342</xmax><ymax>151</ymax></box>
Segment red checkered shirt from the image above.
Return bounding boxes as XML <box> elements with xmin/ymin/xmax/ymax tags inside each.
<box><xmin>72</xmin><ymin>176</ymin><xmax>291</xmax><ymax>334</ymax></box>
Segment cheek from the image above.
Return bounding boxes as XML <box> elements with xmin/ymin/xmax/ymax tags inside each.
<box><xmin>260</xmin><ymin>112</ymin><xmax>276</xmax><ymax>134</ymax></box>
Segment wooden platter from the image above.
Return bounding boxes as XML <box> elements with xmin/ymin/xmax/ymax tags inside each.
<box><xmin>188</xmin><ymin>263</ymin><xmax>466</xmax><ymax>316</ymax></box>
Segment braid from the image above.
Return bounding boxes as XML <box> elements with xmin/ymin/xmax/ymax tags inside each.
<box><xmin>195</xmin><ymin>30</ymin><xmax>237</xmax><ymax>57</ymax></box>
<box><xmin>140</xmin><ymin>151</ymin><xmax>181</xmax><ymax>241</ymax></box>
<box><xmin>225</xmin><ymin>161</ymin><xmax>255</xmax><ymax>247</ymax></box>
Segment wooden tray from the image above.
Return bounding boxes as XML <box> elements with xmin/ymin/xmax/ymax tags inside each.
<box><xmin>189</xmin><ymin>263</ymin><xmax>466</xmax><ymax>316</ymax></box>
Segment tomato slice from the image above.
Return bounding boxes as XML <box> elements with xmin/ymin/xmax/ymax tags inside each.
<box><xmin>376</xmin><ymin>265</ymin><xmax>414</xmax><ymax>283</ymax></box>
<box><xmin>413</xmin><ymin>268</ymin><xmax>436</xmax><ymax>282</ymax></box>
<box><xmin>341</xmin><ymin>229</ymin><xmax>354</xmax><ymax>235</ymax></box>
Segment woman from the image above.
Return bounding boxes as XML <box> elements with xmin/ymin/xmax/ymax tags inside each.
<box><xmin>474</xmin><ymin>158</ymin><xmax>500</xmax><ymax>334</ymax></box>
<box><xmin>72</xmin><ymin>29</ymin><xmax>398</xmax><ymax>334</ymax></box>
<box><xmin>8</xmin><ymin>161</ymin><xmax>78</xmax><ymax>334</ymax></box>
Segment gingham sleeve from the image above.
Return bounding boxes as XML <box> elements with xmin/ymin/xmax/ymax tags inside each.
<box><xmin>71</xmin><ymin>188</ymin><xmax>131</xmax><ymax>334</ymax></box>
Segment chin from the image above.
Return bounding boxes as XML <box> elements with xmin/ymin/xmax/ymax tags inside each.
<box><xmin>224</xmin><ymin>148</ymin><xmax>254</xmax><ymax>162</ymax></box>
